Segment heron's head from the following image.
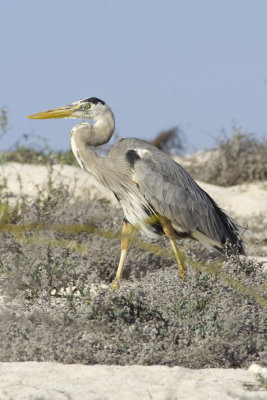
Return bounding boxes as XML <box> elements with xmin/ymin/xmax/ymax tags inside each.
<box><xmin>28</xmin><ymin>97</ymin><xmax>108</xmax><ymax>121</ymax></box>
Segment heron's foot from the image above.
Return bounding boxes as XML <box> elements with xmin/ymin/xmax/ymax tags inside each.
<box><xmin>110</xmin><ymin>278</ymin><xmax>121</xmax><ymax>290</ymax></box>
<box><xmin>178</xmin><ymin>263</ymin><xmax>187</xmax><ymax>282</ymax></box>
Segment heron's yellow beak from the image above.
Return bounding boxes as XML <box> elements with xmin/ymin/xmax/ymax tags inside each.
<box><xmin>28</xmin><ymin>105</ymin><xmax>76</xmax><ymax>119</ymax></box>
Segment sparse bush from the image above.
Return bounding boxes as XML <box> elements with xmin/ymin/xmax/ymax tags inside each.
<box><xmin>0</xmin><ymin>107</ymin><xmax>8</xmax><ymax>139</ymax></box>
<box><xmin>151</xmin><ymin>127</ymin><xmax>185</xmax><ymax>155</ymax></box>
<box><xmin>1</xmin><ymin>146</ymin><xmax>78</xmax><ymax>166</ymax></box>
<box><xmin>185</xmin><ymin>127</ymin><xmax>267</xmax><ymax>186</ymax></box>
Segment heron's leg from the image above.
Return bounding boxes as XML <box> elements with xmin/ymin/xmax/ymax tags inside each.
<box><xmin>158</xmin><ymin>215</ymin><xmax>187</xmax><ymax>282</ymax></box>
<box><xmin>111</xmin><ymin>220</ymin><xmax>136</xmax><ymax>290</ymax></box>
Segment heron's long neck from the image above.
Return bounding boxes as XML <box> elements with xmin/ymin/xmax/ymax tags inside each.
<box><xmin>71</xmin><ymin>110</ymin><xmax>115</xmax><ymax>182</ymax></box>
<box><xmin>93</xmin><ymin>110</ymin><xmax>115</xmax><ymax>145</ymax></box>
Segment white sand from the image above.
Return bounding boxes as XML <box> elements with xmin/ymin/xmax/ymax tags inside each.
<box><xmin>1</xmin><ymin>162</ymin><xmax>267</xmax><ymax>220</ymax></box>
<box><xmin>0</xmin><ymin>162</ymin><xmax>117</xmax><ymax>205</ymax></box>
<box><xmin>199</xmin><ymin>181</ymin><xmax>267</xmax><ymax>221</ymax></box>
<box><xmin>0</xmin><ymin>362</ymin><xmax>266</xmax><ymax>400</ymax></box>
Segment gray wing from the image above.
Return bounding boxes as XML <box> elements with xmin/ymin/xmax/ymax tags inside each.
<box><xmin>109</xmin><ymin>137</ymin><xmax>243</xmax><ymax>248</ymax></box>
<box><xmin>127</xmin><ymin>144</ymin><xmax>234</xmax><ymax>245</ymax></box>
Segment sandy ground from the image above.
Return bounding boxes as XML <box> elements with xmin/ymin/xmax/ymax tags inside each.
<box><xmin>0</xmin><ymin>162</ymin><xmax>267</xmax><ymax>399</ymax></box>
<box><xmin>0</xmin><ymin>162</ymin><xmax>117</xmax><ymax>205</ymax></box>
<box><xmin>0</xmin><ymin>362</ymin><xmax>267</xmax><ymax>400</ymax></box>
<box><xmin>2</xmin><ymin>161</ymin><xmax>267</xmax><ymax>218</ymax></box>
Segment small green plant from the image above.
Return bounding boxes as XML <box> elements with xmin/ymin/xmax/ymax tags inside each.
<box><xmin>0</xmin><ymin>107</ymin><xmax>8</xmax><ymax>139</ymax></box>
<box><xmin>0</xmin><ymin>175</ymin><xmax>21</xmax><ymax>224</ymax></box>
<box><xmin>256</xmin><ymin>372</ymin><xmax>267</xmax><ymax>390</ymax></box>
<box><xmin>176</xmin><ymin>297</ymin><xmax>209</xmax><ymax>319</ymax></box>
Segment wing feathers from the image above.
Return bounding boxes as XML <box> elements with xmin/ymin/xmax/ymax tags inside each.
<box><xmin>132</xmin><ymin>150</ymin><xmax>244</xmax><ymax>250</ymax></box>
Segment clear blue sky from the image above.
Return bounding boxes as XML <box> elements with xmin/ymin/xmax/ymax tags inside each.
<box><xmin>1</xmin><ymin>0</ymin><xmax>267</xmax><ymax>153</ymax></box>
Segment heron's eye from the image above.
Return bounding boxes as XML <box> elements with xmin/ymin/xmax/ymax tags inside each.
<box><xmin>85</xmin><ymin>104</ymin><xmax>91</xmax><ymax>109</ymax></box>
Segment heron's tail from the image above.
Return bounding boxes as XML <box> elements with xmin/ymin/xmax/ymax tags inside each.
<box><xmin>192</xmin><ymin>193</ymin><xmax>246</xmax><ymax>255</ymax></box>
<box><xmin>222</xmin><ymin>217</ymin><xmax>246</xmax><ymax>255</ymax></box>
<box><xmin>209</xmin><ymin>196</ymin><xmax>246</xmax><ymax>255</ymax></box>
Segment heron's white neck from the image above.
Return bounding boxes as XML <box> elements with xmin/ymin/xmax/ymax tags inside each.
<box><xmin>70</xmin><ymin>107</ymin><xmax>115</xmax><ymax>180</ymax></box>
<box><xmin>93</xmin><ymin>108</ymin><xmax>115</xmax><ymax>145</ymax></box>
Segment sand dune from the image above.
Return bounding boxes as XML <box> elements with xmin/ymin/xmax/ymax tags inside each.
<box><xmin>1</xmin><ymin>162</ymin><xmax>267</xmax><ymax>221</ymax></box>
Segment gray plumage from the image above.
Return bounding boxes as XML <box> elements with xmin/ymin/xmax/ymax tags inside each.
<box><xmin>110</xmin><ymin>138</ymin><xmax>244</xmax><ymax>252</ymax></box>
<box><xmin>28</xmin><ymin>97</ymin><xmax>245</xmax><ymax>285</ymax></box>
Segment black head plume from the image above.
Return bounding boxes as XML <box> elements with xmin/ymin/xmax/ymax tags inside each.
<box><xmin>81</xmin><ymin>97</ymin><xmax>105</xmax><ymax>105</ymax></box>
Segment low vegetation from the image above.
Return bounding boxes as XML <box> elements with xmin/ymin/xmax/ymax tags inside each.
<box><xmin>185</xmin><ymin>127</ymin><xmax>267</xmax><ymax>186</ymax></box>
<box><xmin>0</xmin><ymin>117</ymin><xmax>266</xmax><ymax>368</ymax></box>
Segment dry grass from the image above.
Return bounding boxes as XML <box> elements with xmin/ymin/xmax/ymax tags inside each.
<box><xmin>184</xmin><ymin>128</ymin><xmax>267</xmax><ymax>186</ymax></box>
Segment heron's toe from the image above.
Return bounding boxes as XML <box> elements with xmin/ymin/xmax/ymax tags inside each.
<box><xmin>178</xmin><ymin>271</ymin><xmax>187</xmax><ymax>282</ymax></box>
<box><xmin>110</xmin><ymin>278</ymin><xmax>121</xmax><ymax>290</ymax></box>
<box><xmin>178</xmin><ymin>264</ymin><xmax>187</xmax><ymax>282</ymax></box>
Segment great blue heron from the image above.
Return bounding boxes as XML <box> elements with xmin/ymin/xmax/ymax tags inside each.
<box><xmin>28</xmin><ymin>97</ymin><xmax>245</xmax><ymax>288</ymax></box>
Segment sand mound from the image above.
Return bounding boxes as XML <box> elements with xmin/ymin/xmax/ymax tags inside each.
<box><xmin>1</xmin><ymin>162</ymin><xmax>267</xmax><ymax>220</ymax></box>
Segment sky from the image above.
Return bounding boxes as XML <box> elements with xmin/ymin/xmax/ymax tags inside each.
<box><xmin>1</xmin><ymin>0</ymin><xmax>267</xmax><ymax>153</ymax></box>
